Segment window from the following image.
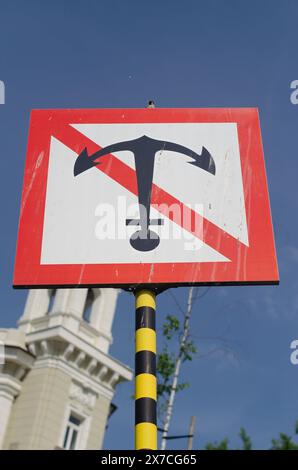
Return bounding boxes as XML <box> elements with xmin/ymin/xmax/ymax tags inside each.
<box><xmin>62</xmin><ymin>414</ymin><xmax>82</xmax><ymax>450</ymax></box>
<box><xmin>83</xmin><ymin>289</ymin><xmax>94</xmax><ymax>323</ymax></box>
<box><xmin>47</xmin><ymin>289</ymin><xmax>56</xmax><ymax>314</ymax></box>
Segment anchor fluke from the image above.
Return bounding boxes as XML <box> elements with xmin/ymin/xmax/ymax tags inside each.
<box><xmin>73</xmin><ymin>148</ymin><xmax>100</xmax><ymax>176</ymax></box>
<box><xmin>187</xmin><ymin>146</ymin><xmax>216</xmax><ymax>175</ymax></box>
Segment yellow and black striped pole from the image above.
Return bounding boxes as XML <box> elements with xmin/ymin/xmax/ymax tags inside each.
<box><xmin>134</xmin><ymin>289</ymin><xmax>157</xmax><ymax>450</ymax></box>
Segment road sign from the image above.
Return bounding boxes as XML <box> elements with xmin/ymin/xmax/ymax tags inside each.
<box><xmin>13</xmin><ymin>108</ymin><xmax>279</xmax><ymax>288</ymax></box>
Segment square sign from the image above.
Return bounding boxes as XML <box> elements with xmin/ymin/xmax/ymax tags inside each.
<box><xmin>13</xmin><ymin>108</ymin><xmax>279</xmax><ymax>288</ymax></box>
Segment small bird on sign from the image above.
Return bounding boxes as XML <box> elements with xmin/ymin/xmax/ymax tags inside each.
<box><xmin>147</xmin><ymin>100</ymin><xmax>155</xmax><ymax>108</ymax></box>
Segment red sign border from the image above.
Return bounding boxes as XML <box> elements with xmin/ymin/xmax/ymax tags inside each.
<box><xmin>13</xmin><ymin>108</ymin><xmax>279</xmax><ymax>288</ymax></box>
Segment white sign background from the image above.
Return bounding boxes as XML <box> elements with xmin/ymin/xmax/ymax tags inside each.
<box><xmin>41</xmin><ymin>123</ymin><xmax>248</xmax><ymax>265</ymax></box>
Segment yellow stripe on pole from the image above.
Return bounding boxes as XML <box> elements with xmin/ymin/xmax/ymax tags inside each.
<box><xmin>135</xmin><ymin>422</ymin><xmax>157</xmax><ymax>450</ymax></box>
<box><xmin>136</xmin><ymin>328</ymin><xmax>156</xmax><ymax>353</ymax></box>
<box><xmin>135</xmin><ymin>373</ymin><xmax>157</xmax><ymax>400</ymax></box>
<box><xmin>135</xmin><ymin>289</ymin><xmax>156</xmax><ymax>309</ymax></box>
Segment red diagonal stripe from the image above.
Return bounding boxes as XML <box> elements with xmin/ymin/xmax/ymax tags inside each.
<box><xmin>51</xmin><ymin>123</ymin><xmax>247</xmax><ymax>261</ymax></box>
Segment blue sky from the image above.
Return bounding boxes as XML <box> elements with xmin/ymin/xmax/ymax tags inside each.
<box><xmin>0</xmin><ymin>0</ymin><xmax>298</xmax><ymax>450</ymax></box>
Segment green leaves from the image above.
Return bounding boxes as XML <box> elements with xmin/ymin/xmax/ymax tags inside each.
<box><xmin>205</xmin><ymin>438</ymin><xmax>229</xmax><ymax>450</ymax></box>
<box><xmin>270</xmin><ymin>421</ymin><xmax>298</xmax><ymax>449</ymax></box>
<box><xmin>157</xmin><ymin>313</ymin><xmax>198</xmax><ymax>400</ymax></box>
<box><xmin>181</xmin><ymin>339</ymin><xmax>197</xmax><ymax>362</ymax></box>
<box><xmin>162</xmin><ymin>315</ymin><xmax>180</xmax><ymax>340</ymax></box>
<box><xmin>156</xmin><ymin>349</ymin><xmax>189</xmax><ymax>399</ymax></box>
<box><xmin>239</xmin><ymin>428</ymin><xmax>252</xmax><ymax>450</ymax></box>
<box><xmin>271</xmin><ymin>432</ymin><xmax>298</xmax><ymax>450</ymax></box>
<box><xmin>206</xmin><ymin>422</ymin><xmax>298</xmax><ymax>450</ymax></box>
<box><xmin>157</xmin><ymin>350</ymin><xmax>175</xmax><ymax>396</ymax></box>
<box><xmin>205</xmin><ymin>429</ymin><xmax>251</xmax><ymax>450</ymax></box>
<box><xmin>157</xmin><ymin>309</ymin><xmax>198</xmax><ymax>423</ymax></box>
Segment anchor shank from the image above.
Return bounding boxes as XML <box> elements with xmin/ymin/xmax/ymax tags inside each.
<box><xmin>133</xmin><ymin>147</ymin><xmax>156</xmax><ymax>234</ymax></box>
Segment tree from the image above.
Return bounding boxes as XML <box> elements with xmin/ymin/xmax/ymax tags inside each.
<box><xmin>205</xmin><ymin>421</ymin><xmax>298</xmax><ymax>450</ymax></box>
<box><xmin>205</xmin><ymin>428</ymin><xmax>251</xmax><ymax>450</ymax></box>
<box><xmin>271</xmin><ymin>421</ymin><xmax>298</xmax><ymax>450</ymax></box>
<box><xmin>157</xmin><ymin>287</ymin><xmax>198</xmax><ymax>450</ymax></box>
<box><xmin>205</xmin><ymin>438</ymin><xmax>229</xmax><ymax>450</ymax></box>
<box><xmin>156</xmin><ymin>286</ymin><xmax>234</xmax><ymax>449</ymax></box>
<box><xmin>239</xmin><ymin>427</ymin><xmax>252</xmax><ymax>450</ymax></box>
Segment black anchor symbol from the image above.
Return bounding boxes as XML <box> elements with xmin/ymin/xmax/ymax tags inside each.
<box><xmin>74</xmin><ymin>135</ymin><xmax>215</xmax><ymax>252</ymax></box>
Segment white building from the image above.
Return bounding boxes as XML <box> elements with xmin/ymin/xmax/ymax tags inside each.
<box><xmin>0</xmin><ymin>288</ymin><xmax>132</xmax><ymax>450</ymax></box>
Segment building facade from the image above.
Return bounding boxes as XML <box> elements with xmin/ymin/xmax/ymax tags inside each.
<box><xmin>0</xmin><ymin>288</ymin><xmax>132</xmax><ymax>450</ymax></box>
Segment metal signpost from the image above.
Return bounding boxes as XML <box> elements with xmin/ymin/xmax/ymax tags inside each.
<box><xmin>14</xmin><ymin>108</ymin><xmax>279</xmax><ymax>450</ymax></box>
<box><xmin>134</xmin><ymin>289</ymin><xmax>157</xmax><ymax>449</ymax></box>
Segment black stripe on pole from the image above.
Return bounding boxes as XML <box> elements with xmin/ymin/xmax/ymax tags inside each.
<box><xmin>135</xmin><ymin>306</ymin><xmax>156</xmax><ymax>330</ymax></box>
<box><xmin>135</xmin><ymin>398</ymin><xmax>157</xmax><ymax>424</ymax></box>
<box><xmin>135</xmin><ymin>350</ymin><xmax>156</xmax><ymax>376</ymax></box>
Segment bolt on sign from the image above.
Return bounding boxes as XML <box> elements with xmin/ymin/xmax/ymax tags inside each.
<box><xmin>13</xmin><ymin>108</ymin><xmax>279</xmax><ymax>288</ymax></box>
